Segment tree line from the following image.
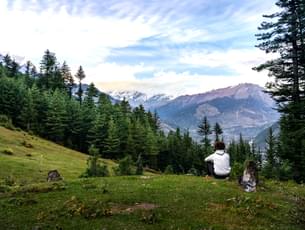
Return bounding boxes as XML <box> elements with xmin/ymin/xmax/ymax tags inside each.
<box><xmin>0</xmin><ymin>50</ymin><xmax>205</xmax><ymax>174</ymax></box>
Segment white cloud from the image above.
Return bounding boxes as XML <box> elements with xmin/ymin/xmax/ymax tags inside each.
<box><xmin>0</xmin><ymin>0</ymin><xmax>156</xmax><ymax>70</ymax></box>
<box><xmin>0</xmin><ymin>0</ymin><xmax>278</xmax><ymax>97</ymax></box>
<box><xmin>179</xmin><ymin>48</ymin><xmax>277</xmax><ymax>75</ymax></box>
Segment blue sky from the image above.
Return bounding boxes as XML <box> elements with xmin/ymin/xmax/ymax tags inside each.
<box><xmin>0</xmin><ymin>0</ymin><xmax>277</xmax><ymax>96</ymax></box>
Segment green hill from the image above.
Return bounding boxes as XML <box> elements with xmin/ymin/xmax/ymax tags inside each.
<box><xmin>0</xmin><ymin>126</ymin><xmax>117</xmax><ymax>183</ymax></box>
<box><xmin>0</xmin><ymin>126</ymin><xmax>305</xmax><ymax>230</ymax></box>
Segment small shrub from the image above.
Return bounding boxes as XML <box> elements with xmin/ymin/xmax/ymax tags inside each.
<box><xmin>116</xmin><ymin>155</ymin><xmax>133</xmax><ymax>176</ymax></box>
<box><xmin>61</xmin><ymin>196</ymin><xmax>112</xmax><ymax>219</ymax></box>
<box><xmin>81</xmin><ymin>146</ymin><xmax>109</xmax><ymax>178</ymax></box>
<box><xmin>164</xmin><ymin>165</ymin><xmax>174</xmax><ymax>175</ymax></box>
<box><xmin>2</xmin><ymin>148</ymin><xmax>13</xmax><ymax>155</ymax></box>
<box><xmin>10</xmin><ymin>182</ymin><xmax>66</xmax><ymax>195</ymax></box>
<box><xmin>21</xmin><ymin>140</ymin><xmax>34</xmax><ymax>148</ymax></box>
<box><xmin>187</xmin><ymin>167</ymin><xmax>199</xmax><ymax>176</ymax></box>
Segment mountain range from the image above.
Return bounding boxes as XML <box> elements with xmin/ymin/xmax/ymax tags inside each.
<box><xmin>107</xmin><ymin>90</ymin><xmax>174</xmax><ymax>110</ymax></box>
<box><xmin>109</xmin><ymin>83</ymin><xmax>280</xmax><ymax>141</ymax></box>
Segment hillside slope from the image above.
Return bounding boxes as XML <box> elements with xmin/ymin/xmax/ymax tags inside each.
<box><xmin>0</xmin><ymin>126</ymin><xmax>117</xmax><ymax>183</ymax></box>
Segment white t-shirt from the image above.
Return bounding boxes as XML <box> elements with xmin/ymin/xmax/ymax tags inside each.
<box><xmin>204</xmin><ymin>150</ymin><xmax>231</xmax><ymax>176</ymax></box>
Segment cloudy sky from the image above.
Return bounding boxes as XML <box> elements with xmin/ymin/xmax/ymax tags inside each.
<box><xmin>0</xmin><ymin>0</ymin><xmax>278</xmax><ymax>96</ymax></box>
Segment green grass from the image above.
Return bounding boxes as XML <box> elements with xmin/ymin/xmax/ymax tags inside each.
<box><xmin>0</xmin><ymin>126</ymin><xmax>117</xmax><ymax>183</ymax></box>
<box><xmin>0</xmin><ymin>126</ymin><xmax>305</xmax><ymax>229</ymax></box>
<box><xmin>0</xmin><ymin>176</ymin><xmax>305</xmax><ymax>230</ymax></box>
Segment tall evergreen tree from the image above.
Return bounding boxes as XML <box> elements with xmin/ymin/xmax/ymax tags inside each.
<box><xmin>213</xmin><ymin>122</ymin><xmax>223</xmax><ymax>142</ymax></box>
<box><xmin>39</xmin><ymin>49</ymin><xmax>58</xmax><ymax>89</ymax></box>
<box><xmin>103</xmin><ymin>117</ymin><xmax>120</xmax><ymax>158</ymax></box>
<box><xmin>61</xmin><ymin>61</ymin><xmax>75</xmax><ymax>98</ymax></box>
<box><xmin>255</xmin><ymin>0</ymin><xmax>305</xmax><ymax>182</ymax></box>
<box><xmin>263</xmin><ymin>127</ymin><xmax>278</xmax><ymax>178</ymax></box>
<box><xmin>197</xmin><ymin>116</ymin><xmax>212</xmax><ymax>157</ymax></box>
<box><xmin>265</xmin><ymin>128</ymin><xmax>277</xmax><ymax>169</ymax></box>
<box><xmin>19</xmin><ymin>88</ymin><xmax>37</xmax><ymax>131</ymax></box>
<box><xmin>75</xmin><ymin>66</ymin><xmax>86</xmax><ymax>104</ymax></box>
<box><xmin>45</xmin><ymin>90</ymin><xmax>68</xmax><ymax>143</ymax></box>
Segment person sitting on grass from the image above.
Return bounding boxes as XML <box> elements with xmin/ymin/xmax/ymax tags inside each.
<box><xmin>204</xmin><ymin>141</ymin><xmax>231</xmax><ymax>179</ymax></box>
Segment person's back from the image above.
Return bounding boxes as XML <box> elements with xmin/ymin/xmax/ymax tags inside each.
<box><xmin>205</xmin><ymin>141</ymin><xmax>231</xmax><ymax>179</ymax></box>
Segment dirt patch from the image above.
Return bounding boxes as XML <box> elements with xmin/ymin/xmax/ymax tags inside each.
<box><xmin>111</xmin><ymin>203</ymin><xmax>159</xmax><ymax>214</ymax></box>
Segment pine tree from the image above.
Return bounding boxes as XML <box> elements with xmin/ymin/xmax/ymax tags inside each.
<box><xmin>75</xmin><ymin>66</ymin><xmax>86</xmax><ymax>104</ymax></box>
<box><xmin>213</xmin><ymin>122</ymin><xmax>223</xmax><ymax>142</ymax></box>
<box><xmin>265</xmin><ymin>128</ymin><xmax>277</xmax><ymax>169</ymax></box>
<box><xmin>0</xmin><ymin>77</ymin><xmax>26</xmax><ymax>125</ymax></box>
<box><xmin>45</xmin><ymin>90</ymin><xmax>68</xmax><ymax>143</ymax></box>
<box><xmin>103</xmin><ymin>117</ymin><xmax>120</xmax><ymax>159</ymax></box>
<box><xmin>144</xmin><ymin>127</ymin><xmax>159</xmax><ymax>168</ymax></box>
<box><xmin>39</xmin><ymin>49</ymin><xmax>58</xmax><ymax>89</ymax></box>
<box><xmin>88</xmin><ymin>113</ymin><xmax>107</xmax><ymax>153</ymax></box>
<box><xmin>19</xmin><ymin>88</ymin><xmax>37</xmax><ymax>131</ymax></box>
<box><xmin>263</xmin><ymin>127</ymin><xmax>278</xmax><ymax>178</ymax></box>
<box><xmin>86</xmin><ymin>83</ymin><xmax>99</xmax><ymax>98</ymax></box>
<box><xmin>3</xmin><ymin>54</ymin><xmax>12</xmax><ymax>77</ymax></box>
<box><xmin>61</xmin><ymin>61</ymin><xmax>74</xmax><ymax>98</ymax></box>
<box><xmin>65</xmin><ymin>99</ymin><xmax>82</xmax><ymax>149</ymax></box>
<box><xmin>24</xmin><ymin>61</ymin><xmax>34</xmax><ymax>87</ymax></box>
<box><xmin>197</xmin><ymin>116</ymin><xmax>212</xmax><ymax>157</ymax></box>
<box><xmin>10</xmin><ymin>60</ymin><xmax>20</xmax><ymax>78</ymax></box>
<box><xmin>255</xmin><ymin>0</ymin><xmax>305</xmax><ymax>182</ymax></box>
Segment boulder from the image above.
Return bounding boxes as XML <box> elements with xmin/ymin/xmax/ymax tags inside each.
<box><xmin>47</xmin><ymin>170</ymin><xmax>62</xmax><ymax>182</ymax></box>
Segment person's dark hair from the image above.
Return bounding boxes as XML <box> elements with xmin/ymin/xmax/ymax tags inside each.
<box><xmin>214</xmin><ymin>141</ymin><xmax>225</xmax><ymax>150</ymax></box>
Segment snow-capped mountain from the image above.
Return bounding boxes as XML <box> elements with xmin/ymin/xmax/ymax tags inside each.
<box><xmin>107</xmin><ymin>91</ymin><xmax>174</xmax><ymax>110</ymax></box>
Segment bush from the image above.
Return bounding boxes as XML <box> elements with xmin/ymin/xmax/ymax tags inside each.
<box><xmin>81</xmin><ymin>146</ymin><xmax>109</xmax><ymax>178</ymax></box>
<box><xmin>261</xmin><ymin>162</ymin><xmax>278</xmax><ymax>179</ymax></box>
<box><xmin>82</xmin><ymin>156</ymin><xmax>109</xmax><ymax>178</ymax></box>
<box><xmin>116</xmin><ymin>155</ymin><xmax>133</xmax><ymax>176</ymax></box>
<box><xmin>164</xmin><ymin>165</ymin><xmax>174</xmax><ymax>174</ymax></box>
<box><xmin>0</xmin><ymin>115</ymin><xmax>14</xmax><ymax>130</ymax></box>
<box><xmin>278</xmin><ymin>160</ymin><xmax>293</xmax><ymax>181</ymax></box>
<box><xmin>21</xmin><ymin>140</ymin><xmax>34</xmax><ymax>148</ymax></box>
<box><xmin>2</xmin><ymin>148</ymin><xmax>14</xmax><ymax>155</ymax></box>
<box><xmin>230</xmin><ymin>162</ymin><xmax>244</xmax><ymax>179</ymax></box>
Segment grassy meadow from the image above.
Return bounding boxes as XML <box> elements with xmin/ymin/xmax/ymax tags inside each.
<box><xmin>0</xmin><ymin>126</ymin><xmax>305</xmax><ymax>230</ymax></box>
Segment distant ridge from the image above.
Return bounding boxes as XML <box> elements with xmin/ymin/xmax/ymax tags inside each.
<box><xmin>109</xmin><ymin>83</ymin><xmax>280</xmax><ymax>141</ymax></box>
